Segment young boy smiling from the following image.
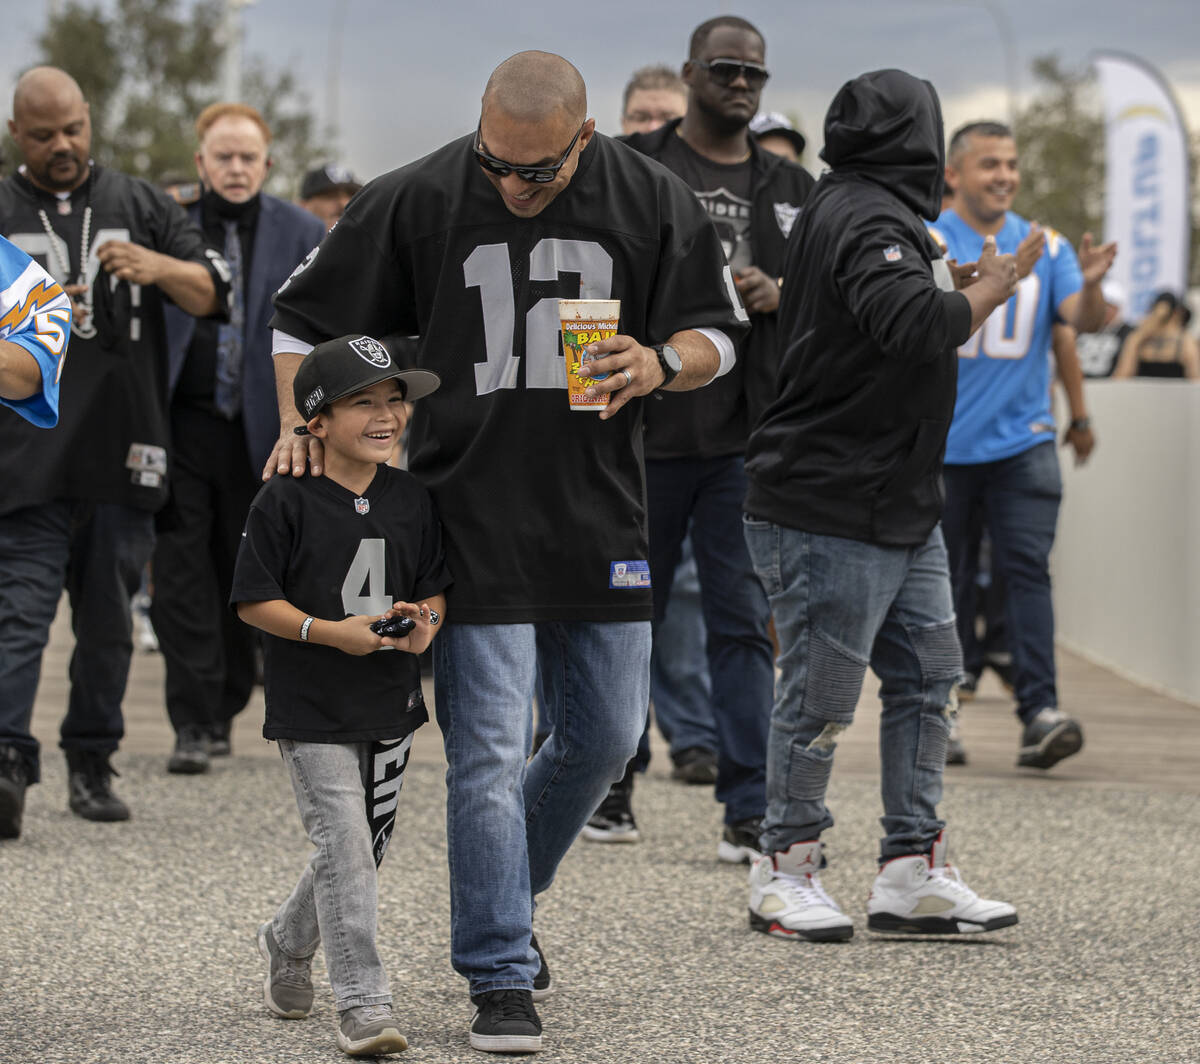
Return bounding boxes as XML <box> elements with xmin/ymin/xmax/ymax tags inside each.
<box><xmin>231</xmin><ymin>334</ymin><xmax>450</xmax><ymax>1056</ymax></box>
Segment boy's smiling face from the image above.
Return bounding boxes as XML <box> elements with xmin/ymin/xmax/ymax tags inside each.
<box><xmin>309</xmin><ymin>378</ymin><xmax>408</xmax><ymax>468</ymax></box>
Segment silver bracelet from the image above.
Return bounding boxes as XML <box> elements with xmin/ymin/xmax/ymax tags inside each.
<box><xmin>299</xmin><ymin>616</ymin><xmax>314</xmax><ymax>642</ymax></box>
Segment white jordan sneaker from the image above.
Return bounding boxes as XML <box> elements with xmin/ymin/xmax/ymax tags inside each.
<box><xmin>867</xmin><ymin>831</ymin><xmax>1017</xmax><ymax>935</ymax></box>
<box><xmin>748</xmin><ymin>840</ymin><xmax>854</xmax><ymax>942</ymax></box>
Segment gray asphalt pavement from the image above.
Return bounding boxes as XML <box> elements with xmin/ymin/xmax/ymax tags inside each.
<box><xmin>2</xmin><ymin>635</ymin><xmax>1199</xmax><ymax>1063</ymax></box>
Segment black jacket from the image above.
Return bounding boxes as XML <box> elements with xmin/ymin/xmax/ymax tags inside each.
<box><xmin>622</xmin><ymin>119</ymin><xmax>815</xmax><ymax>459</ymax></box>
<box><xmin>743</xmin><ymin>69</ymin><xmax>972</xmax><ymax>546</ymax></box>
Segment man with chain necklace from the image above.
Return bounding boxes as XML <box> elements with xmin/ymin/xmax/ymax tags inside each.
<box><xmin>0</xmin><ymin>67</ymin><xmax>230</xmax><ymax>839</ymax></box>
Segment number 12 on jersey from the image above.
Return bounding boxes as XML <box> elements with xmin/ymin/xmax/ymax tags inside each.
<box><xmin>463</xmin><ymin>239</ymin><xmax>613</xmax><ymax>395</ymax></box>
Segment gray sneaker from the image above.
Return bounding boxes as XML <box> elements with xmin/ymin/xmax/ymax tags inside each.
<box><xmin>337</xmin><ymin>1004</ymin><xmax>408</xmax><ymax>1056</ymax></box>
<box><xmin>256</xmin><ymin>922</ymin><xmax>314</xmax><ymax>1019</ymax></box>
<box><xmin>1018</xmin><ymin>707</ymin><xmax>1083</xmax><ymax>770</ymax></box>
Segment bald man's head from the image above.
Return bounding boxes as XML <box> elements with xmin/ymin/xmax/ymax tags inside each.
<box><xmin>482</xmin><ymin>51</ymin><xmax>587</xmax><ymax>127</ymax></box>
<box><xmin>13</xmin><ymin>66</ymin><xmax>86</xmax><ymax>119</ymax></box>
<box><xmin>9</xmin><ymin>66</ymin><xmax>92</xmax><ymax>193</ymax></box>
<box><xmin>476</xmin><ymin>51</ymin><xmax>595</xmax><ymax>219</ymax></box>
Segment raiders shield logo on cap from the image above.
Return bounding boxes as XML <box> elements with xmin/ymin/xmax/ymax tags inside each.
<box><xmin>349</xmin><ymin>336</ymin><xmax>391</xmax><ymax>367</ymax></box>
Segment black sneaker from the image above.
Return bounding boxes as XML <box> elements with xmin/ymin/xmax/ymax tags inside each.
<box><xmin>66</xmin><ymin>751</ymin><xmax>130</xmax><ymax>822</ymax></box>
<box><xmin>1018</xmin><ymin>708</ymin><xmax>1083</xmax><ymax>770</ymax></box>
<box><xmin>0</xmin><ymin>744</ymin><xmax>29</xmax><ymax>839</ymax></box>
<box><xmin>207</xmin><ymin>720</ymin><xmax>232</xmax><ymax>758</ymax></box>
<box><xmin>530</xmin><ymin>933</ymin><xmax>553</xmax><ymax>1002</ymax></box>
<box><xmin>670</xmin><ymin>746</ymin><xmax>719</xmax><ymax>785</ymax></box>
<box><xmin>469</xmin><ymin>989</ymin><xmax>542</xmax><ymax>1053</ymax></box>
<box><xmin>580</xmin><ymin>770</ymin><xmax>638</xmax><ymax>843</ymax></box>
<box><xmin>168</xmin><ymin>727</ymin><xmax>210</xmax><ymax>775</ymax></box>
<box><xmin>717</xmin><ymin>816</ymin><xmax>763</xmax><ymax>864</ymax></box>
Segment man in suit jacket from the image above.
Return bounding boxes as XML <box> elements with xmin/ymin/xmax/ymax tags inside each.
<box><xmin>154</xmin><ymin>103</ymin><xmax>325</xmax><ymax>774</ymax></box>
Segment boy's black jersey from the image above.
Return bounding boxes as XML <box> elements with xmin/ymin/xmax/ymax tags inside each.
<box><xmin>0</xmin><ymin>167</ymin><xmax>230</xmax><ymax>515</ymax></box>
<box><xmin>230</xmin><ymin>466</ymin><xmax>452</xmax><ymax>743</ymax></box>
<box><xmin>271</xmin><ymin>131</ymin><xmax>748</xmax><ymax>624</ymax></box>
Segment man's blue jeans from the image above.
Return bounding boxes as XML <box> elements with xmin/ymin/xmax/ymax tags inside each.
<box><xmin>646</xmin><ymin>455</ymin><xmax>771</xmax><ymax>824</ymax></box>
<box><xmin>434</xmin><ymin>620</ymin><xmax>649</xmax><ymax>995</ymax></box>
<box><xmin>743</xmin><ymin>520</ymin><xmax>961</xmax><ymax>861</ymax></box>
<box><xmin>0</xmin><ymin>501</ymin><xmax>154</xmax><ymax>782</ymax></box>
<box><xmin>942</xmin><ymin>442</ymin><xmax>1061</xmax><ymax>722</ymax></box>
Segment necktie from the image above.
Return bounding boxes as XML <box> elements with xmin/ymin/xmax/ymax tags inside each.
<box><xmin>214</xmin><ymin>219</ymin><xmax>244</xmax><ymax>418</ymax></box>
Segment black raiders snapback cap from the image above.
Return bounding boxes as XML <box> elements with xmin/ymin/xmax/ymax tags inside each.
<box><xmin>293</xmin><ymin>335</ymin><xmax>440</xmax><ymax>426</ymax></box>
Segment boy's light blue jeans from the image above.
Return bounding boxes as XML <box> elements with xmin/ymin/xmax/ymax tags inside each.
<box><xmin>271</xmin><ymin>735</ymin><xmax>412</xmax><ymax>1011</ymax></box>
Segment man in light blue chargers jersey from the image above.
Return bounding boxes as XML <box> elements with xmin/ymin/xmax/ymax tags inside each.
<box><xmin>929</xmin><ymin>120</ymin><xmax>1115</xmax><ymax>771</ymax></box>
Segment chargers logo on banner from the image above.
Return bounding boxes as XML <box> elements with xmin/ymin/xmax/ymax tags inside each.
<box><xmin>1093</xmin><ymin>52</ymin><xmax>1190</xmax><ymax>321</ymax></box>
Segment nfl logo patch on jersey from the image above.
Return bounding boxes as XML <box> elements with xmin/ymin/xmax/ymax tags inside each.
<box><xmin>349</xmin><ymin>335</ymin><xmax>391</xmax><ymax>367</ymax></box>
<box><xmin>354</xmin><ymin>497</ymin><xmax>370</xmax><ymax>515</ymax></box>
<box><xmin>883</xmin><ymin>245</ymin><xmax>903</xmax><ymax>262</ymax></box>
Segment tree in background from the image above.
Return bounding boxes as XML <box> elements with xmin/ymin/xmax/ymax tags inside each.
<box><xmin>1012</xmin><ymin>56</ymin><xmax>1104</xmax><ymax>249</ymax></box>
<box><xmin>1012</xmin><ymin>54</ymin><xmax>1199</xmax><ymax>289</ymax></box>
<box><xmin>3</xmin><ymin>0</ymin><xmax>324</xmax><ymax>196</ymax></box>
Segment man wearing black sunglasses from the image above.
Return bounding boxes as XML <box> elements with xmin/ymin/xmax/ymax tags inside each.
<box><xmin>267</xmin><ymin>49</ymin><xmax>748</xmax><ymax>1055</ymax></box>
<box><xmin>588</xmin><ymin>17</ymin><xmax>814</xmax><ymax>865</ymax></box>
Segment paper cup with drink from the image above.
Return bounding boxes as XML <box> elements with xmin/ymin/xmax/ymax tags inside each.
<box><xmin>560</xmin><ymin>299</ymin><xmax>620</xmax><ymax>411</ymax></box>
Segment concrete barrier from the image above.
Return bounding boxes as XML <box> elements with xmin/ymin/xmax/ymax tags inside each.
<box><xmin>1053</xmin><ymin>378</ymin><xmax>1200</xmax><ymax>704</ymax></box>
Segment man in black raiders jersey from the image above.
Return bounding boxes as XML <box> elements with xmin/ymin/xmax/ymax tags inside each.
<box><xmin>597</xmin><ymin>17</ymin><xmax>815</xmax><ymax>861</ymax></box>
<box><xmin>268</xmin><ymin>50</ymin><xmax>748</xmax><ymax>1055</ymax></box>
<box><xmin>0</xmin><ymin>67</ymin><xmax>229</xmax><ymax>838</ymax></box>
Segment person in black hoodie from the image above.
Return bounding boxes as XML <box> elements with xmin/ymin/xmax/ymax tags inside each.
<box><xmin>584</xmin><ymin>16</ymin><xmax>814</xmax><ymax>860</ymax></box>
<box><xmin>741</xmin><ymin>69</ymin><xmax>1019</xmax><ymax>941</ymax></box>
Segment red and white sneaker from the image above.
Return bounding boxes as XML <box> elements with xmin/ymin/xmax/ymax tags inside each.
<box><xmin>867</xmin><ymin>832</ymin><xmax>1017</xmax><ymax>934</ymax></box>
<box><xmin>747</xmin><ymin>840</ymin><xmax>854</xmax><ymax>942</ymax></box>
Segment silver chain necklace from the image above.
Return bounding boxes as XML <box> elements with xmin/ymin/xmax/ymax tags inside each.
<box><xmin>36</xmin><ymin>179</ymin><xmax>96</xmax><ymax>338</ymax></box>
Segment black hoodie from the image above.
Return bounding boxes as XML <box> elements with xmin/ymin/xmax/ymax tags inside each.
<box><xmin>743</xmin><ymin>69</ymin><xmax>972</xmax><ymax>546</ymax></box>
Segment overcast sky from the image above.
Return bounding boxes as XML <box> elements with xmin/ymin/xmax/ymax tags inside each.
<box><xmin>4</xmin><ymin>0</ymin><xmax>1198</xmax><ymax>186</ymax></box>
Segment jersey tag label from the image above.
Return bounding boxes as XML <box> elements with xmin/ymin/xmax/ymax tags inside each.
<box><xmin>609</xmin><ymin>560</ymin><xmax>651</xmax><ymax>589</ymax></box>
<box><xmin>354</xmin><ymin>497</ymin><xmax>370</xmax><ymax>515</ymax></box>
<box><xmin>883</xmin><ymin>244</ymin><xmax>903</xmax><ymax>262</ymax></box>
<box><xmin>126</xmin><ymin>442</ymin><xmax>167</xmax><ymax>476</ymax></box>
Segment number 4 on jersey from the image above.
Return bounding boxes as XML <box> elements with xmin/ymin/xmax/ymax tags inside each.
<box><xmin>341</xmin><ymin>538</ymin><xmax>391</xmax><ymax>616</ymax></box>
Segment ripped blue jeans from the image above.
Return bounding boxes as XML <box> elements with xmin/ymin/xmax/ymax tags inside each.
<box><xmin>743</xmin><ymin>520</ymin><xmax>961</xmax><ymax>861</ymax></box>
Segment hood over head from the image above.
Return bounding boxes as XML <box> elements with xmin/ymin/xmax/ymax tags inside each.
<box><xmin>819</xmin><ymin>69</ymin><xmax>945</xmax><ymax>221</ymax></box>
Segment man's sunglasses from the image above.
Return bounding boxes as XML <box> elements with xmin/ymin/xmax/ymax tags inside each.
<box><xmin>692</xmin><ymin>58</ymin><xmax>770</xmax><ymax>89</ymax></box>
<box><xmin>474</xmin><ymin>123</ymin><xmax>585</xmax><ymax>183</ymax></box>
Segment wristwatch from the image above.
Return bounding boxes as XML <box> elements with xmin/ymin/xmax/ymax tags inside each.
<box><xmin>653</xmin><ymin>343</ymin><xmax>683</xmax><ymax>389</ymax></box>
<box><xmin>1069</xmin><ymin>417</ymin><xmax>1092</xmax><ymax>432</ymax></box>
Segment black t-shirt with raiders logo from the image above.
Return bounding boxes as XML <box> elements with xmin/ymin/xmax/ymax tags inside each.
<box><xmin>270</xmin><ymin>131</ymin><xmax>748</xmax><ymax>624</ymax></box>
<box><xmin>656</xmin><ymin>134</ymin><xmax>754</xmax><ymax>272</ymax></box>
<box><xmin>0</xmin><ymin>167</ymin><xmax>230</xmax><ymax>515</ymax></box>
<box><xmin>231</xmin><ymin>466</ymin><xmax>451</xmax><ymax>742</ymax></box>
